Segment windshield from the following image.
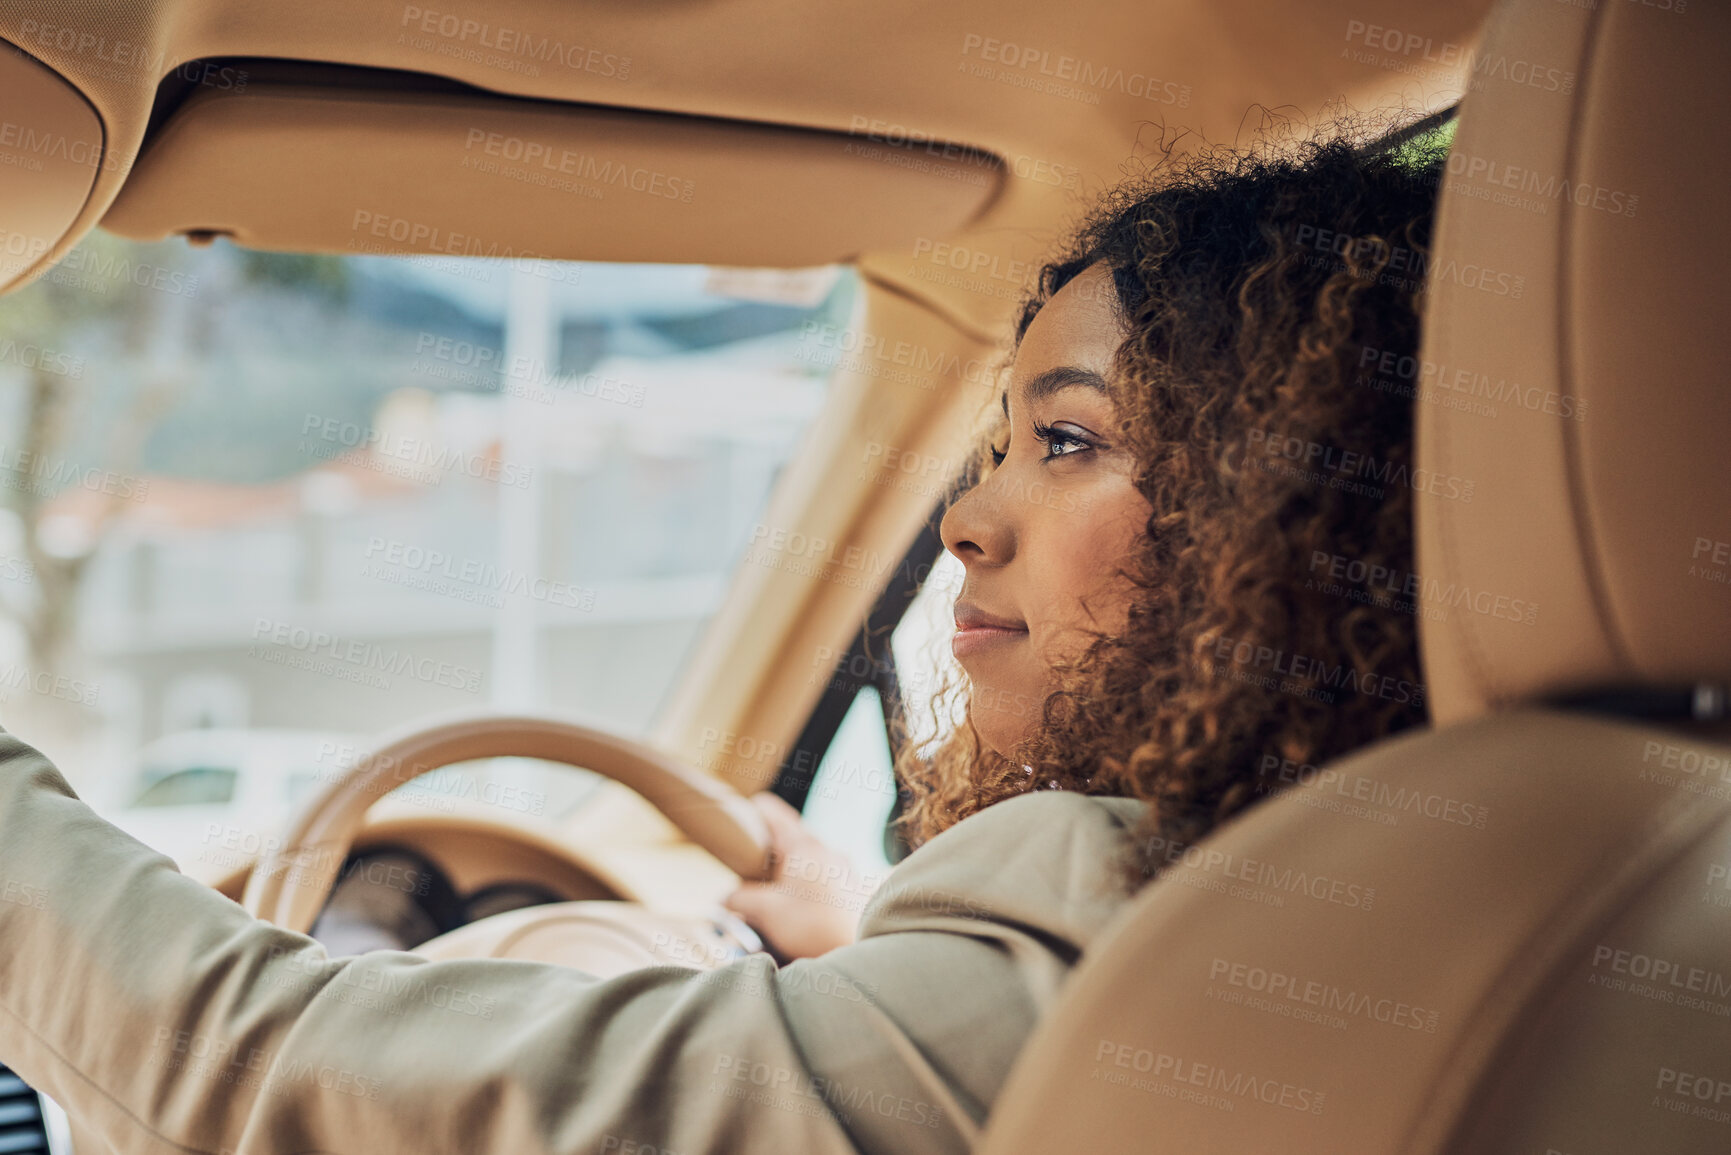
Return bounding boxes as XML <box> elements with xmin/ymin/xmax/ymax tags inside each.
<box><xmin>0</xmin><ymin>233</ymin><xmax>856</xmax><ymax>814</ymax></box>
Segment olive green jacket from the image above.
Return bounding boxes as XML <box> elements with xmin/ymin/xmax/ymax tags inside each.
<box><xmin>0</xmin><ymin>729</ymin><xmax>1145</xmax><ymax>1155</ymax></box>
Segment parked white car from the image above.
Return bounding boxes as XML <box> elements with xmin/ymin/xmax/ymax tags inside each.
<box><xmin>103</xmin><ymin>728</ymin><xmax>358</xmax><ymax>876</ymax></box>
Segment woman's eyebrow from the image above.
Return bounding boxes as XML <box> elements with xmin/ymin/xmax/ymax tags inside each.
<box><xmin>1020</xmin><ymin>366</ymin><xmax>1111</xmax><ymax>406</ymax></box>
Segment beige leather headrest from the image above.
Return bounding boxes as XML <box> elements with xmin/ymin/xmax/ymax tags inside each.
<box><xmin>1416</xmin><ymin>0</ymin><xmax>1731</xmax><ymax>725</ymax></box>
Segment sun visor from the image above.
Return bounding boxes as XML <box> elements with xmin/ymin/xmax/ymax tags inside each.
<box><xmin>101</xmin><ymin>78</ymin><xmax>1003</xmax><ymax>267</ymax></box>
<box><xmin>0</xmin><ymin>43</ymin><xmax>104</xmax><ymax>291</ymax></box>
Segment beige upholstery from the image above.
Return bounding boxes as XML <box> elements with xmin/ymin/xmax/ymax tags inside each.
<box><xmin>979</xmin><ymin>1</ymin><xmax>1731</xmax><ymax>1151</ymax></box>
<box><xmin>1416</xmin><ymin>0</ymin><xmax>1731</xmax><ymax>725</ymax></box>
<box><xmin>101</xmin><ymin>73</ymin><xmax>1000</xmax><ymax>267</ymax></box>
<box><xmin>0</xmin><ymin>45</ymin><xmax>100</xmax><ymax>283</ymax></box>
<box><xmin>981</xmin><ymin>710</ymin><xmax>1731</xmax><ymax>1152</ymax></box>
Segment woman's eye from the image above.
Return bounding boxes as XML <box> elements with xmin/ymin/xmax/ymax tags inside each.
<box><xmin>1032</xmin><ymin>421</ymin><xmax>1092</xmax><ymax>460</ymax></box>
<box><xmin>1045</xmin><ymin>433</ymin><xmax>1087</xmax><ymax>458</ymax></box>
<box><xmin>988</xmin><ymin>443</ymin><xmax>1007</xmax><ymax>467</ymax></box>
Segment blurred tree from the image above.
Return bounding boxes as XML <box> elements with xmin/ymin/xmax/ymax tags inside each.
<box><xmin>0</xmin><ymin>232</ymin><xmax>194</xmax><ymax>670</ymax></box>
<box><xmin>238</xmin><ymin>250</ymin><xmax>350</xmax><ymax>303</ymax></box>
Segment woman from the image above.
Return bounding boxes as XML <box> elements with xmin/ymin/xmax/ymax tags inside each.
<box><xmin>734</xmin><ymin>120</ymin><xmax>1438</xmax><ymax>958</ymax></box>
<box><xmin>0</xmin><ymin>121</ymin><xmax>1444</xmax><ymax>1155</ymax></box>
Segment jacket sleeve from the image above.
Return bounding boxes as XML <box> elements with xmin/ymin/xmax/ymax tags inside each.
<box><xmin>0</xmin><ymin>730</ymin><xmax>1141</xmax><ymax>1155</ymax></box>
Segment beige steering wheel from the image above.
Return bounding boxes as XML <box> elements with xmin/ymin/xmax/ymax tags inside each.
<box><xmin>242</xmin><ymin>711</ymin><xmax>774</xmax><ymax>935</ymax></box>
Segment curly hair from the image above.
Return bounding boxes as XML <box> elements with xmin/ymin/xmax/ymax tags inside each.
<box><xmin>896</xmin><ymin>116</ymin><xmax>1450</xmax><ymax>883</ymax></box>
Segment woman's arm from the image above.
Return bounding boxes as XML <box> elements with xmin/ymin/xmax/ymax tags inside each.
<box><xmin>0</xmin><ymin>730</ymin><xmax>1140</xmax><ymax>1155</ymax></box>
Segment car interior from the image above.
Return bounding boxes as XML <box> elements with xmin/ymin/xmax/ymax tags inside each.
<box><xmin>2</xmin><ymin>0</ymin><xmax>1728</xmax><ymax>1151</ymax></box>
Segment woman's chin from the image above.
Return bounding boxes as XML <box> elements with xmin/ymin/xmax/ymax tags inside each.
<box><xmin>964</xmin><ymin>686</ymin><xmax>1039</xmax><ymax>765</ymax></box>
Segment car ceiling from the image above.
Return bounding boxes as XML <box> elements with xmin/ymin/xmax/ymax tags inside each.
<box><xmin>1</xmin><ymin>0</ymin><xmax>1491</xmax><ymax>334</ymax></box>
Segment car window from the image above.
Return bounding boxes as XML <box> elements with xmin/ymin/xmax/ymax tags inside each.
<box><xmin>0</xmin><ymin>233</ymin><xmax>856</xmax><ymax>814</ymax></box>
<box><xmin>890</xmin><ymin>551</ymin><xmax>967</xmax><ymax>758</ymax></box>
<box><xmin>798</xmin><ymin>686</ymin><xmax>898</xmax><ymax>874</ymax></box>
<box><xmin>130</xmin><ymin>766</ymin><xmax>239</xmax><ymax>808</ymax></box>
<box><xmin>795</xmin><ymin>552</ymin><xmax>965</xmax><ymax>872</ymax></box>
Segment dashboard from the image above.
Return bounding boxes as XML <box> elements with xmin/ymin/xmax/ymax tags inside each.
<box><xmin>207</xmin><ymin>809</ymin><xmax>639</xmax><ymax>953</ymax></box>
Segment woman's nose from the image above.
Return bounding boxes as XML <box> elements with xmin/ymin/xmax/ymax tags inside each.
<box><xmin>940</xmin><ymin>469</ymin><xmax>1017</xmax><ymax>568</ymax></box>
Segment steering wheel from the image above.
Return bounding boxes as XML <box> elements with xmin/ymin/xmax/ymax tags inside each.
<box><xmin>242</xmin><ymin>712</ymin><xmax>774</xmax><ymax>950</ymax></box>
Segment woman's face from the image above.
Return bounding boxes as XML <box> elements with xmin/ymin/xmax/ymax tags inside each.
<box><xmin>940</xmin><ymin>262</ymin><xmax>1153</xmax><ymax>761</ymax></box>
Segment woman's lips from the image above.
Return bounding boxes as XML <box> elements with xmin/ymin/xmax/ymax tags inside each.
<box><xmin>952</xmin><ymin>601</ymin><xmax>1027</xmax><ymax>659</ymax></box>
<box><xmin>951</xmin><ymin>623</ymin><xmax>1029</xmax><ymax>659</ymax></box>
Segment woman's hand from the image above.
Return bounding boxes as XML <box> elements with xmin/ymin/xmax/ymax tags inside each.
<box><xmin>724</xmin><ymin>792</ymin><xmax>877</xmax><ymax>961</ymax></box>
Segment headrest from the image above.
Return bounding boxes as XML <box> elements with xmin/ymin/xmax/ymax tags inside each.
<box><xmin>1415</xmin><ymin>0</ymin><xmax>1731</xmax><ymax>725</ymax></box>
